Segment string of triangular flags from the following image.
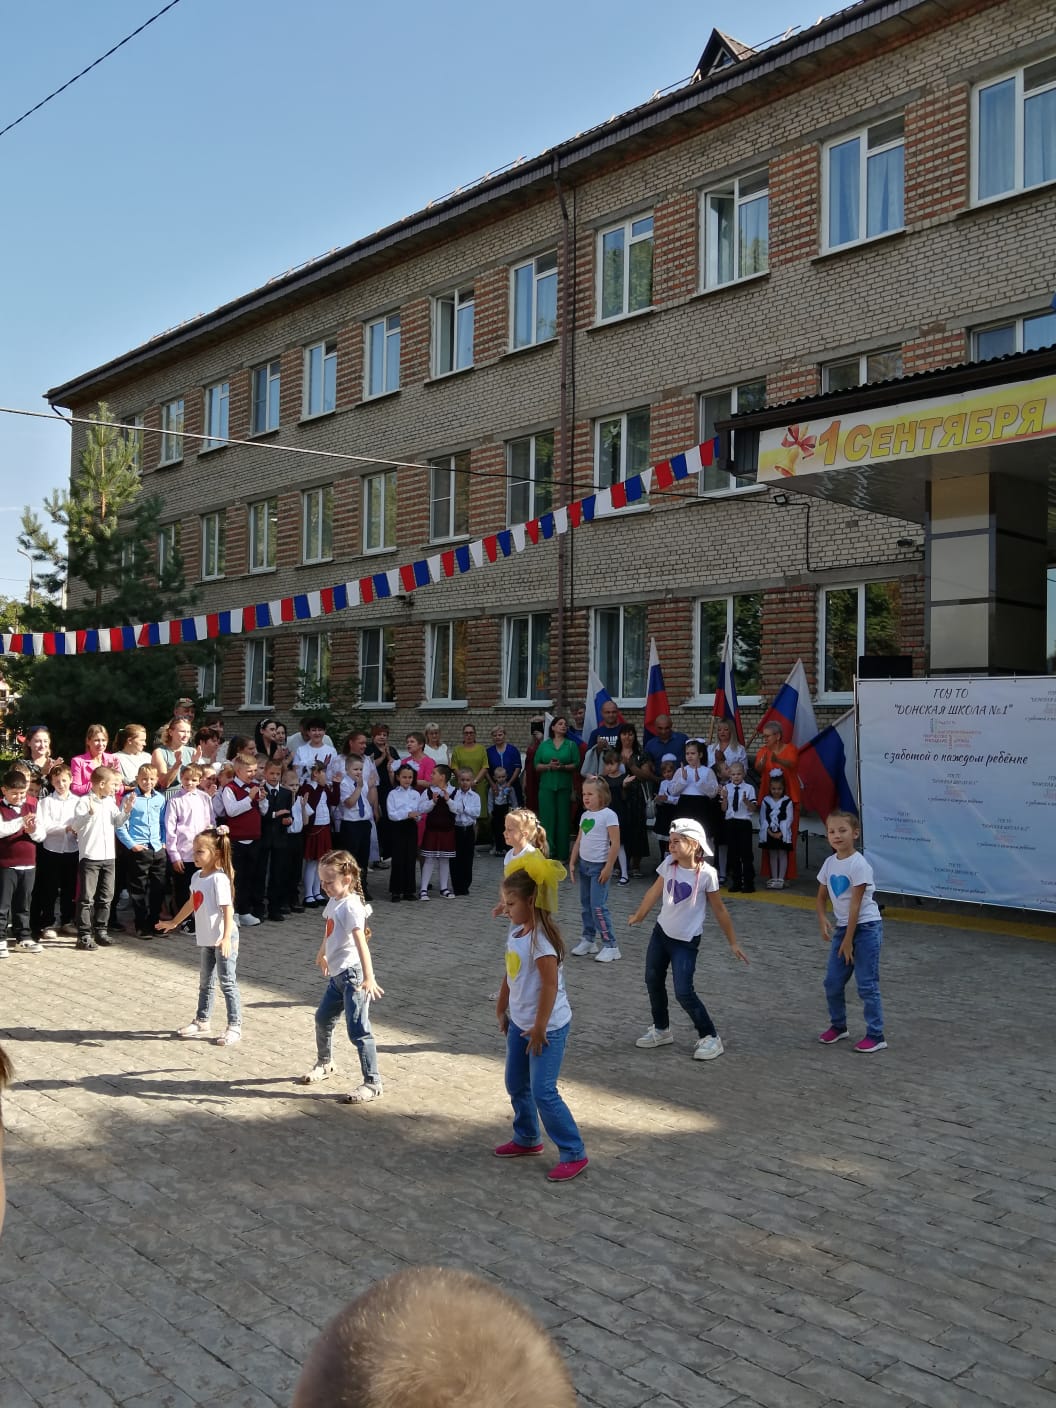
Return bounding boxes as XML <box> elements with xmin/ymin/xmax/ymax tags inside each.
<box><xmin>0</xmin><ymin>438</ymin><xmax>720</xmax><ymax>657</ymax></box>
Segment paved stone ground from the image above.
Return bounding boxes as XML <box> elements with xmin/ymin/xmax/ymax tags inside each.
<box><xmin>2</xmin><ymin>856</ymin><xmax>1056</xmax><ymax>1407</ymax></box>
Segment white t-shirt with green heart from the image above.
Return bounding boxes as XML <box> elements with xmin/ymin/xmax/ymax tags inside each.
<box><xmin>577</xmin><ymin>807</ymin><xmax>618</xmax><ymax>864</ymax></box>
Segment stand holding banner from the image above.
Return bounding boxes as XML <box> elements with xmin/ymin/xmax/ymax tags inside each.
<box><xmin>857</xmin><ymin>676</ymin><xmax>1056</xmax><ymax>914</ymax></box>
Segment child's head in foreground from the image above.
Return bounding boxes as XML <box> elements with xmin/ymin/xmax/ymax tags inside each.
<box><xmin>291</xmin><ymin>1265</ymin><xmax>575</xmax><ymax>1408</ymax></box>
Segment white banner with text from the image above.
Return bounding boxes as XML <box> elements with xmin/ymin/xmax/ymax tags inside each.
<box><xmin>858</xmin><ymin>677</ymin><xmax>1056</xmax><ymax>913</ymax></box>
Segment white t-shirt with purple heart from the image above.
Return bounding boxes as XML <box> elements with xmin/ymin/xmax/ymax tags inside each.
<box><xmin>656</xmin><ymin>855</ymin><xmax>718</xmax><ymax>941</ymax></box>
<box><xmin>817</xmin><ymin>851</ymin><xmax>881</xmax><ymax>927</ymax></box>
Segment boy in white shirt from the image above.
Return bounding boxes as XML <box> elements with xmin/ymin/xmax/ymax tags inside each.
<box><xmin>32</xmin><ymin>763</ymin><xmax>80</xmax><ymax>940</ymax></box>
<box><xmin>450</xmin><ymin>768</ymin><xmax>482</xmax><ymax>895</ymax></box>
<box><xmin>70</xmin><ymin>766</ymin><xmax>134</xmax><ymax>950</ymax></box>
<box><xmin>719</xmin><ymin>761</ymin><xmax>757</xmax><ymax>893</ymax></box>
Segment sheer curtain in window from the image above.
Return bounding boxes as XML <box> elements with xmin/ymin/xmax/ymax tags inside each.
<box><xmin>866</xmin><ymin>145</ymin><xmax>904</xmax><ymax>237</ymax></box>
<box><xmin>828</xmin><ymin>139</ymin><xmax>860</xmax><ymax>246</ymax></box>
<box><xmin>1025</xmin><ymin>87</ymin><xmax>1056</xmax><ymax>188</ymax></box>
<box><xmin>978</xmin><ymin>78</ymin><xmax>1015</xmax><ymax>198</ymax></box>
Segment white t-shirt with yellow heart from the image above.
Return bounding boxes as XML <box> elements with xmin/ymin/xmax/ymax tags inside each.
<box><xmin>505</xmin><ymin>924</ymin><xmax>572</xmax><ymax>1033</ymax></box>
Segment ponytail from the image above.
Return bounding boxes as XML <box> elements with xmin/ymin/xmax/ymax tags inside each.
<box><xmin>500</xmin><ymin>868</ymin><xmax>566</xmax><ymax>963</ymax></box>
<box><xmin>197</xmin><ymin>827</ymin><xmax>235</xmax><ymax>885</ymax></box>
<box><xmin>505</xmin><ymin>807</ymin><xmax>550</xmax><ymax>858</ymax></box>
<box><xmin>319</xmin><ymin>849</ymin><xmax>366</xmax><ymax>904</ymax></box>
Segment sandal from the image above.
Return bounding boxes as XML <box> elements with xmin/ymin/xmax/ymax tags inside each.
<box><xmin>440</xmin><ymin>889</ymin><xmax>455</xmax><ymax>899</ymax></box>
<box><xmin>343</xmin><ymin>1083</ymin><xmax>383</xmax><ymax>1104</ymax></box>
<box><xmin>300</xmin><ymin>1062</ymin><xmax>335</xmax><ymax>1084</ymax></box>
<box><xmin>214</xmin><ymin>1026</ymin><xmax>242</xmax><ymax>1046</ymax></box>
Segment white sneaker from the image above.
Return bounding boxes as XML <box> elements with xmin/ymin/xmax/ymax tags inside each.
<box><xmin>238</xmin><ymin>913</ymin><xmax>261</xmax><ymax>926</ymax></box>
<box><xmin>595</xmin><ymin>946</ymin><xmax>621</xmax><ymax>963</ymax></box>
<box><xmin>15</xmin><ymin>938</ymin><xmax>44</xmax><ymax>953</ymax></box>
<box><xmin>636</xmin><ymin>1026</ymin><xmax>674</xmax><ymax>1048</ymax></box>
<box><xmin>41</xmin><ymin>927</ymin><xmax>59</xmax><ymax>940</ymax></box>
<box><xmin>693</xmin><ymin>1035</ymin><xmax>724</xmax><ymax>1060</ymax></box>
<box><xmin>0</xmin><ymin>941</ymin><xmax>8</xmax><ymax>959</ymax></box>
<box><xmin>771</xmin><ymin>879</ymin><xmax>785</xmax><ymax>890</ymax></box>
<box><xmin>177</xmin><ymin>1020</ymin><xmax>211</xmax><ymax>1039</ymax></box>
<box><xmin>571</xmin><ymin>939</ymin><xmax>599</xmax><ymax>956</ymax></box>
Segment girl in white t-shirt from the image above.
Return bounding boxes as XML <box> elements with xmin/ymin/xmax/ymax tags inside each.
<box><xmin>568</xmin><ymin>779</ymin><xmax>620</xmax><ymax>962</ymax></box>
<box><xmin>629</xmin><ymin>816</ymin><xmax>748</xmax><ymax>1060</ymax></box>
<box><xmin>157</xmin><ymin>827</ymin><xmax>242</xmax><ymax>1046</ymax></box>
<box><xmin>493</xmin><ymin>866</ymin><xmax>587</xmax><ymax>1183</ymax></box>
<box><xmin>496</xmin><ymin>808</ymin><xmax>566</xmax><ymax>915</ymax></box>
<box><xmin>815</xmin><ymin>811</ymin><xmax>886</xmax><ymax>1054</ymax></box>
<box><xmin>300</xmin><ymin>849</ymin><xmax>385</xmax><ymax>1102</ymax></box>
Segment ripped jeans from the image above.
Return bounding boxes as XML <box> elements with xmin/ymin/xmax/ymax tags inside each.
<box><xmin>577</xmin><ymin>859</ymin><xmax>617</xmax><ymax>949</ymax></box>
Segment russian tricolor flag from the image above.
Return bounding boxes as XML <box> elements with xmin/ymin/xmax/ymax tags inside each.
<box><xmin>799</xmin><ymin>709</ymin><xmax>858</xmax><ymax>817</ymax></box>
<box><xmin>755</xmin><ymin>659</ymin><xmax>818</xmax><ymax>748</ymax></box>
<box><xmin>712</xmin><ymin>634</ymin><xmax>744</xmax><ymax>745</ymax></box>
<box><xmin>643</xmin><ymin>638</ymin><xmax>670</xmax><ymax>741</ymax></box>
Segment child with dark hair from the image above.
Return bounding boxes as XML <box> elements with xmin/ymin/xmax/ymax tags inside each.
<box><xmin>420</xmin><ymin>764</ymin><xmax>456</xmax><ymax>899</ymax></box>
<box><xmin>0</xmin><ymin>768</ymin><xmax>40</xmax><ymax>957</ymax></box>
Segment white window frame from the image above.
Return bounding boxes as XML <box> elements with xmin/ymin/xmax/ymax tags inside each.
<box><xmin>597</xmin><ymin>213</ymin><xmax>654</xmax><ymax>322</ymax></box>
<box><xmin>120</xmin><ymin>413</ymin><xmax>143</xmax><ymax>470</ymax></box>
<box><xmin>820</xmin><ymin>347</ymin><xmax>904</xmax><ymax>392</ymax></box>
<box><xmin>202</xmin><ymin>381</ymin><xmax>229</xmax><ymax>452</ymax></box>
<box><xmin>429</xmin><ymin>452</ymin><xmax>470</xmax><ymax>543</ymax></box>
<box><xmin>432</xmin><ymin>287</ymin><xmax>475</xmax><ymax>376</ymax></box>
<box><xmin>591</xmin><ymin>604</ymin><xmax>648</xmax><ymax>706</ymax></box>
<box><xmin>301</xmin><ymin>485</ymin><xmax>333</xmax><ymax>564</ymax></box>
<box><xmin>365</xmin><ymin>313</ymin><xmax>401</xmax><ymax>397</ymax></box>
<box><xmin>425</xmin><ymin>620</ymin><xmax>468</xmax><ymax>704</ymax></box>
<box><xmin>303</xmin><ymin>339</ymin><xmax>337</xmax><ymax>418</ymax></box>
<box><xmin>698</xmin><ymin>379</ymin><xmax>767</xmax><ymax>496</ymax></box>
<box><xmin>822</xmin><ymin>116</ymin><xmax>905</xmax><ymax>252</ymax></box>
<box><xmin>244</xmin><ymin>638</ymin><xmax>273</xmax><ymax>709</ymax></box>
<box><xmin>971</xmin><ymin>310</ymin><xmax>1056</xmax><ymax>360</ymax></box>
<box><xmin>359</xmin><ymin>626</ymin><xmax>395</xmax><ymax>706</ymax></box>
<box><xmin>197</xmin><ymin>654</ymin><xmax>221</xmax><ymax>707</ymax></box>
<box><xmin>507</xmin><ymin>431</ymin><xmax>554</xmax><ymax>526</ymax></box>
<box><xmin>511</xmin><ymin>252</ymin><xmax>558</xmax><ymax>349</ymax></box>
<box><xmin>248</xmin><ymin>498</ymin><xmax>277</xmax><ymax>574</ymax></box>
<box><xmin>159</xmin><ymin>398</ymin><xmax>184</xmax><ymax>466</ymax></box>
<box><xmin>200</xmin><ymin>511</ymin><xmax>226</xmax><ymax>581</ymax></box>
<box><xmin>251</xmin><ymin>359</ymin><xmax>281</xmax><ymax>435</ymax></box>
<box><xmin>502</xmin><ymin>613</ymin><xmax>551</xmax><ymax>704</ymax></box>
<box><xmin>701</xmin><ymin>168</ymin><xmax>770</xmax><ymax>289</ymax></box>
<box><xmin>972</xmin><ymin>55</ymin><xmax>1056</xmax><ymax>205</ymax></box>
<box><xmin>157</xmin><ymin>522</ymin><xmax>180</xmax><ymax>575</ymax></box>
<box><xmin>817</xmin><ymin>580</ymin><xmax>903</xmax><ymax>702</ymax></box>
<box><xmin>594</xmin><ymin>407</ymin><xmax>651</xmax><ymax>491</ymax></box>
<box><xmin>692</xmin><ymin>594</ymin><xmax>763</xmax><ymax>705</ymax></box>
<box><xmin>363</xmin><ymin>469</ymin><xmax>397</xmax><ymax>554</ymax></box>
<box><xmin>299</xmin><ymin>633</ymin><xmax>331</xmax><ymax>700</ymax></box>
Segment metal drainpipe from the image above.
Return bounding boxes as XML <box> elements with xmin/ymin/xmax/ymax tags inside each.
<box><xmin>553</xmin><ymin>159</ymin><xmax>572</xmax><ymax>711</ymax></box>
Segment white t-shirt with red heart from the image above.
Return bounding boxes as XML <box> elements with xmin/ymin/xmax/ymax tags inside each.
<box><xmin>322</xmin><ymin>893</ymin><xmax>372</xmax><ymax>975</ymax></box>
<box><xmin>190</xmin><ymin>870</ymin><xmax>237</xmax><ymax>947</ymax></box>
<box><xmin>655</xmin><ymin>855</ymin><xmax>718</xmax><ymax>942</ymax></box>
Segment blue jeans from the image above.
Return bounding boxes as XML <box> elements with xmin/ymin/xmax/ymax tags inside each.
<box><xmin>505</xmin><ymin>1019</ymin><xmax>584</xmax><ymax>1162</ymax></box>
<box><xmin>315</xmin><ymin>966</ymin><xmax>381</xmax><ymax>1085</ymax></box>
<box><xmin>577</xmin><ymin>859</ymin><xmax>616</xmax><ymax>947</ymax></box>
<box><xmin>824</xmin><ymin>920</ymin><xmax>884</xmax><ymax>1038</ymax></box>
<box><xmin>197</xmin><ymin>942</ymin><xmax>242</xmax><ymax>1028</ymax></box>
<box><xmin>644</xmin><ymin>923</ymin><xmax>717</xmax><ymax>1038</ymax></box>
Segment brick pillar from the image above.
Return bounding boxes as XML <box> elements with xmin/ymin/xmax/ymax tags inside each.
<box><xmin>336</xmin><ymin>323</ymin><xmax>363</xmax><ymax>410</ymax></box>
<box><xmin>401</xmin><ymin>298</ymin><xmax>431</xmax><ymax>383</ymax></box>
<box><xmin>228</xmin><ymin>370</ymin><xmax>251</xmax><ymax>443</ymax></box>
<box><xmin>653</xmin><ymin>191</ymin><xmax>698</xmax><ymax>304</ymax></box>
<box><xmin>902</xmin><ymin>327</ymin><xmax>968</xmax><ymax>374</ymax></box>
<box><xmin>904</xmin><ymin>84</ymin><xmax>969</xmax><ymax>226</ymax></box>
<box><xmin>766</xmin><ymin>367</ymin><xmax>819</xmax><ymax>405</ymax></box>
<box><xmin>474</xmin><ymin>266</ymin><xmax>508</xmax><ymax>365</ymax></box>
<box><xmin>280</xmin><ymin>347</ymin><xmax>302</xmax><ymax>425</ymax></box>
<box><xmin>760</xmin><ymin>586</ymin><xmax>817</xmax><ymax>700</ymax></box>
<box><xmin>769</xmin><ymin>146</ymin><xmax>819</xmax><ymax>268</ymax></box>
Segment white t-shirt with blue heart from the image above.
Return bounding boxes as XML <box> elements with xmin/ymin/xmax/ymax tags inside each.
<box><xmin>656</xmin><ymin>856</ymin><xmax>718</xmax><ymax>942</ymax></box>
<box><xmin>817</xmin><ymin>851</ymin><xmax>881</xmax><ymax>927</ymax></box>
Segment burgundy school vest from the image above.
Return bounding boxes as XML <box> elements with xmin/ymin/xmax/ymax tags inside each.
<box><xmin>224</xmin><ymin>780</ymin><xmax>261</xmax><ymax>842</ymax></box>
<box><xmin>0</xmin><ymin>798</ymin><xmax>38</xmax><ymax>867</ymax></box>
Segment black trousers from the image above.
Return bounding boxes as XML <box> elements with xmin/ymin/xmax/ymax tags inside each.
<box><xmin>0</xmin><ymin>866</ymin><xmax>35</xmax><ymax>938</ymax></box>
<box><xmin>725</xmin><ymin>819</ymin><xmax>755</xmax><ymax>889</ymax></box>
<box><xmin>231</xmin><ymin>841</ymin><xmax>260</xmax><ymax>916</ymax></box>
<box><xmin>171</xmin><ymin>859</ymin><xmax>193</xmax><ymax>918</ymax></box>
<box><xmin>389</xmin><ymin>819</ymin><xmax>419</xmax><ymax>897</ymax></box>
<box><xmin>79</xmin><ymin>859</ymin><xmax>115</xmax><ymax>939</ymax></box>
<box><xmin>256</xmin><ymin>834</ymin><xmax>290</xmax><ymax>915</ymax></box>
<box><xmin>338</xmin><ymin>820</ymin><xmax>373</xmax><ymax>896</ymax></box>
<box><xmin>125</xmin><ymin>845</ymin><xmax>168</xmax><ymax>931</ymax></box>
<box><xmin>33</xmin><ymin>849</ymin><xmax>77</xmax><ymax>932</ymax></box>
<box><xmin>451</xmin><ymin>825</ymin><xmax>476</xmax><ymax>894</ymax></box>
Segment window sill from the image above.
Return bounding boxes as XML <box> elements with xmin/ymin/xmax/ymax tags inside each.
<box><xmin>588</xmin><ymin>307</ymin><xmax>656</xmax><ymax>335</ymax></box>
<box><xmin>817</xmin><ymin>693</ymin><xmax>854</xmax><ymax>707</ymax></box>
<box><xmin>425</xmin><ymin>366</ymin><xmax>475</xmax><ymax>386</ymax></box>
<box><xmin>361</xmin><ymin>700</ymin><xmax>396</xmax><ymax>711</ymax></box>
<box><xmin>240</xmin><ymin>705</ymin><xmax>273</xmax><ymax>714</ymax></box>
<box><xmin>592</xmin><ymin>498</ymin><xmax>651</xmax><ymax>517</ymax></box>
<box><xmin>696</xmin><ymin>483</ymin><xmax>770</xmax><ymax>502</ymax></box>
<box><xmin>299</xmin><ymin>410</ymin><xmax>337</xmax><ymax>425</ymax></box>
<box><xmin>157</xmin><ymin>458</ymin><xmax>183</xmax><ymax>470</ymax></box>
<box><xmin>198</xmin><ymin>442</ymin><xmax>226</xmax><ymax>457</ymax></box>
<box><xmin>502</xmin><ymin>337</ymin><xmax>558</xmax><ymax>361</ymax></box>
<box><xmin>200</xmin><ymin>574</ymin><xmax>226</xmax><ymax>584</ymax></box>
<box><xmin>247</xmin><ymin>566</ymin><xmax>277</xmax><ymax>577</ymax></box>
<box><xmin>249</xmin><ymin>426</ymin><xmax>281</xmax><ymax>440</ymax></box>
<box><xmin>684</xmin><ymin>695</ymin><xmax>763</xmax><ymax>709</ymax></box>
<box><xmin>813</xmin><ymin>228</ymin><xmax>905</xmax><ymax>263</ymax></box>
<box><xmin>419</xmin><ymin>699</ymin><xmax>468</xmax><ymax>711</ymax></box>
<box><xmin>962</xmin><ymin>177</ymin><xmax>1056</xmax><ymax>218</ymax></box>
<box><xmin>299</xmin><ymin>557</ymin><xmax>334</xmax><ymax>570</ymax></box>
<box><xmin>695</xmin><ymin>271</ymin><xmax>769</xmax><ymax>300</ymax></box>
<box><xmin>363</xmin><ymin>545</ymin><xmax>399</xmax><ymax>558</ymax></box>
<box><xmin>499</xmin><ymin>700</ymin><xmax>554</xmax><ymax>710</ymax></box>
<box><xmin>428</xmin><ymin>533</ymin><xmax>471</xmax><ymax>548</ymax></box>
<box><xmin>362</xmin><ymin>387</ymin><xmax>401</xmax><ymax>404</ymax></box>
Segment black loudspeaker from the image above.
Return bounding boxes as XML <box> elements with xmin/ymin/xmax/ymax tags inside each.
<box><xmin>858</xmin><ymin>654</ymin><xmax>913</xmax><ymax>679</ymax></box>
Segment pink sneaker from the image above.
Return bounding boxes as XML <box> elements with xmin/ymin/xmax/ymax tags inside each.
<box><xmin>547</xmin><ymin>1157</ymin><xmax>589</xmax><ymax>1182</ymax></box>
<box><xmin>493</xmin><ymin>1141</ymin><xmax>544</xmax><ymax>1158</ymax></box>
<box><xmin>818</xmin><ymin>1026</ymin><xmax>849</xmax><ymax>1045</ymax></box>
<box><xmin>854</xmin><ymin>1036</ymin><xmax>888</xmax><ymax>1053</ymax></box>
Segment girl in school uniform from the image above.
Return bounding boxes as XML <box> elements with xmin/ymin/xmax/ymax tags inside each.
<box><xmin>420</xmin><ymin>764</ymin><xmax>457</xmax><ymax>900</ymax></box>
<box><xmin>386</xmin><ymin>763</ymin><xmax>432</xmax><ymax>902</ymax></box>
<box><xmin>758</xmin><ymin>769</ymin><xmax>794</xmax><ymax>889</ymax></box>
<box><xmin>668</xmin><ymin>740</ymin><xmax>719</xmax><ymax>850</ymax></box>
<box><xmin>298</xmin><ymin>761</ymin><xmax>339</xmax><ymax>906</ymax></box>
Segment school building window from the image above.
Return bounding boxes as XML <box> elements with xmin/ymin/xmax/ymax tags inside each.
<box><xmin>699</xmin><ymin>379</ymin><xmax>766</xmax><ymax>493</ymax></box>
<box><xmin>597</xmin><ymin>213</ymin><xmax>653</xmax><ymax>321</ymax></box>
<box><xmin>429</xmin><ymin>451</ymin><xmax>470</xmax><ymax>542</ymax></box>
<box><xmin>593</xmin><ymin>604</ymin><xmax>647</xmax><ymax>703</ymax></box>
<box><xmin>433</xmin><ymin>287</ymin><xmax>474</xmax><ymax>375</ymax></box>
<box><xmin>159</xmin><ymin>398</ymin><xmax>184</xmax><ymax>465</ymax></box>
<box><xmin>360</xmin><ymin>626</ymin><xmax>395</xmax><ymax>705</ymax></box>
<box><xmin>157</xmin><ymin>522</ymin><xmax>180</xmax><ymax>575</ymax></box>
<box><xmin>702</xmin><ymin>168</ymin><xmax>769</xmax><ymax>288</ymax></box>
<box><xmin>823</xmin><ymin>115</ymin><xmax>904</xmax><ymax>251</ymax></box>
<box><xmin>244</xmin><ymin>638</ymin><xmax>273</xmax><ymax>708</ymax></box>
<box><xmin>426</xmin><ymin>620</ymin><xmax>468</xmax><ymax>703</ymax></box>
<box><xmin>503</xmin><ymin>613</ymin><xmax>550</xmax><ymax>703</ymax></box>
<box><xmin>507</xmin><ymin>431</ymin><xmax>554</xmax><ymax>525</ymax></box>
<box><xmin>511</xmin><ymin>253</ymin><xmax>558</xmax><ymax>348</ymax></box>
<box><xmin>819</xmin><ymin>580</ymin><xmax>903</xmax><ymax>698</ymax></box>
<box><xmin>303</xmin><ymin>339</ymin><xmax>337</xmax><ymax>417</ymax></box>
<box><xmin>821</xmin><ymin>348</ymin><xmax>903</xmax><ymax>392</ymax></box>
<box><xmin>302</xmin><ymin>485</ymin><xmax>333</xmax><ymax>563</ymax></box>
<box><xmin>197</xmin><ymin>653</ymin><xmax>221</xmax><ymax>707</ymax></box>
<box><xmin>203</xmin><ymin>381</ymin><xmax>229</xmax><ymax>451</ymax></box>
<box><xmin>974</xmin><ymin>55</ymin><xmax>1056</xmax><ymax>203</ymax></box>
<box><xmin>972</xmin><ymin>309</ymin><xmax>1056</xmax><ymax>360</ymax></box>
<box><xmin>200</xmin><ymin>511</ymin><xmax>225</xmax><ymax>580</ymax></box>
<box><xmin>248</xmin><ymin>497</ymin><xmax>277</xmax><ymax>573</ymax></box>
<box><xmin>251</xmin><ymin>359</ymin><xmax>281</xmax><ymax>435</ymax></box>
<box><xmin>595</xmin><ymin>408</ymin><xmax>650</xmax><ymax>489</ymax></box>
<box><xmin>365</xmin><ymin>313</ymin><xmax>401</xmax><ymax>397</ymax></box>
<box><xmin>299</xmin><ymin>633</ymin><xmax>331</xmax><ymax>696</ymax></box>
<box><xmin>363</xmin><ymin>469</ymin><xmax>396</xmax><ymax>553</ymax></box>
<box><xmin>696</xmin><ymin>594</ymin><xmax>763</xmax><ymax>701</ymax></box>
<box><xmin>120</xmin><ymin>413</ymin><xmax>143</xmax><ymax>470</ymax></box>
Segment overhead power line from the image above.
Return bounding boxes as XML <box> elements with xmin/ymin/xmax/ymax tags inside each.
<box><xmin>0</xmin><ymin>0</ymin><xmax>184</xmax><ymax>141</ymax></box>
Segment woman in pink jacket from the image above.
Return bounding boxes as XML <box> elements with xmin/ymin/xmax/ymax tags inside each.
<box><xmin>70</xmin><ymin>724</ymin><xmax>120</xmax><ymax>796</ymax></box>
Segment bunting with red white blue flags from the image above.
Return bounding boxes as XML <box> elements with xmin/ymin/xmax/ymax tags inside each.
<box><xmin>712</xmin><ymin>633</ymin><xmax>744</xmax><ymax>745</ymax></box>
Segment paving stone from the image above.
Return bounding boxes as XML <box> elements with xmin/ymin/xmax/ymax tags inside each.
<box><xmin>952</xmin><ymin>1366</ymin><xmax>1056</xmax><ymax>1408</ymax></box>
<box><xmin>779</xmin><ymin>1323</ymin><xmax>895</xmax><ymax>1379</ymax></box>
<box><xmin>707</xmin><ymin>1356</ymin><xmax>826</xmax><ymax>1408</ymax></box>
<box><xmin>789</xmin><ymin>1359</ymin><xmax>912</xmax><ymax>1408</ymax></box>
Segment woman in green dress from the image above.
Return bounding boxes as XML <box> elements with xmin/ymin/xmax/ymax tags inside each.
<box><xmin>534</xmin><ymin>715</ymin><xmax>579</xmax><ymax>863</ymax></box>
<box><xmin>449</xmin><ymin>723</ymin><xmax>490</xmax><ymax>843</ymax></box>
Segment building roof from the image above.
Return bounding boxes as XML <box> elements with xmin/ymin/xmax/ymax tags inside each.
<box><xmin>47</xmin><ymin>0</ymin><xmax>941</xmax><ymax>407</ymax></box>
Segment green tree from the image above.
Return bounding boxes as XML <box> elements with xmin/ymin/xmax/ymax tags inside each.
<box><xmin>9</xmin><ymin>403</ymin><xmax>205</xmax><ymax>756</ymax></box>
